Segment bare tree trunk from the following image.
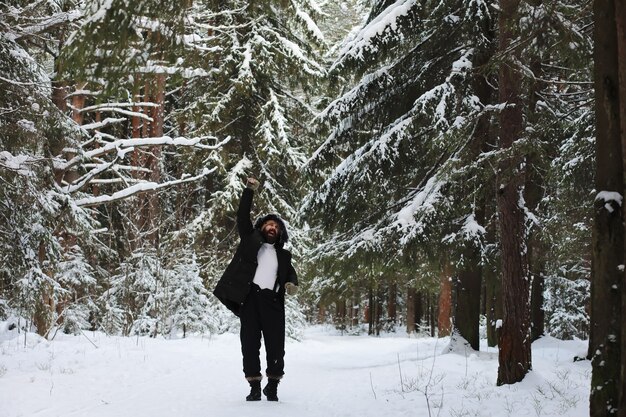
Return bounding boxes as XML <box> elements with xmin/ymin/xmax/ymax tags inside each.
<box><xmin>590</xmin><ymin>1</ymin><xmax>624</xmax><ymax>415</ymax></box>
<box><xmin>406</xmin><ymin>286</ymin><xmax>416</xmax><ymax>334</ymax></box>
<box><xmin>496</xmin><ymin>0</ymin><xmax>531</xmax><ymax>386</ymax></box>
<box><xmin>438</xmin><ymin>260</ymin><xmax>453</xmax><ymax>337</ymax></box>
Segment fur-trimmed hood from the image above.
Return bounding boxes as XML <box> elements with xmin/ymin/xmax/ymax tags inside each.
<box><xmin>254</xmin><ymin>214</ymin><xmax>289</xmax><ymax>248</ymax></box>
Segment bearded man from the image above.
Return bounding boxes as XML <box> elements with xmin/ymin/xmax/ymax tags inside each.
<box><xmin>213</xmin><ymin>177</ymin><xmax>298</xmax><ymax>402</ymax></box>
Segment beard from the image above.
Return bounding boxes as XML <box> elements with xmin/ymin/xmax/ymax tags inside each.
<box><xmin>262</xmin><ymin>228</ymin><xmax>278</xmax><ymax>243</ymax></box>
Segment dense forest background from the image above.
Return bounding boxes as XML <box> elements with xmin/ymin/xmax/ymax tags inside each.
<box><xmin>2</xmin><ymin>0</ymin><xmax>626</xmax><ymax>413</ymax></box>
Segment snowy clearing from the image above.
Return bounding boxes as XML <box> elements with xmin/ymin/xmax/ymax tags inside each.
<box><xmin>1</xmin><ymin>326</ymin><xmax>590</xmax><ymax>417</ymax></box>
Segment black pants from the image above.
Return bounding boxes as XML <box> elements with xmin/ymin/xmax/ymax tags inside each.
<box><xmin>240</xmin><ymin>283</ymin><xmax>286</xmax><ymax>379</ymax></box>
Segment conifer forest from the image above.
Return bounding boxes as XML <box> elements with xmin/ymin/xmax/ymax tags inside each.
<box><xmin>1</xmin><ymin>0</ymin><xmax>625</xmax><ymax>415</ymax></box>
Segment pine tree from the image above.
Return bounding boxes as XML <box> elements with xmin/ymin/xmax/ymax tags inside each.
<box><xmin>0</xmin><ymin>0</ymin><xmax>106</xmax><ymax>336</ymax></box>
<box><xmin>173</xmin><ymin>1</ymin><xmax>325</xmax><ymax>309</ymax></box>
<box><xmin>302</xmin><ymin>0</ymin><xmax>495</xmax><ymax>337</ymax></box>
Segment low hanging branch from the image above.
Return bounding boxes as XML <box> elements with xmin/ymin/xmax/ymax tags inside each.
<box><xmin>54</xmin><ymin>135</ymin><xmax>231</xmax><ymax>207</ymax></box>
<box><xmin>74</xmin><ymin>167</ymin><xmax>217</xmax><ymax>207</ymax></box>
<box><xmin>57</xmin><ymin>135</ymin><xmax>229</xmax><ymax>172</ymax></box>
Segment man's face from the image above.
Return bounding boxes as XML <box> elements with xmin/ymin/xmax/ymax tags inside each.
<box><xmin>261</xmin><ymin>220</ymin><xmax>281</xmax><ymax>243</ymax></box>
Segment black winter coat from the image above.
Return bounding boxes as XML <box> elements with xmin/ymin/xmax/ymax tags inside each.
<box><xmin>213</xmin><ymin>187</ymin><xmax>298</xmax><ymax>316</ymax></box>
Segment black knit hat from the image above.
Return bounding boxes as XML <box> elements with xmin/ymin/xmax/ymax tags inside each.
<box><xmin>254</xmin><ymin>214</ymin><xmax>289</xmax><ymax>247</ymax></box>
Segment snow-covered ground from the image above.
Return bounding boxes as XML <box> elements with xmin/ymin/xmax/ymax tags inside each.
<box><xmin>1</xmin><ymin>325</ymin><xmax>590</xmax><ymax>417</ymax></box>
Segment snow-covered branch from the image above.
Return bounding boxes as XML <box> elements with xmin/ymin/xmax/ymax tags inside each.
<box><xmin>58</xmin><ymin>135</ymin><xmax>230</xmax><ymax>172</ymax></box>
<box><xmin>74</xmin><ymin>168</ymin><xmax>216</xmax><ymax>207</ymax></box>
<box><xmin>12</xmin><ymin>10</ymin><xmax>82</xmax><ymax>40</ymax></box>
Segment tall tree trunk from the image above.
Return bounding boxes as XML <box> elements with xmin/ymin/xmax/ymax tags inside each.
<box><xmin>484</xmin><ymin>261</ymin><xmax>502</xmax><ymax>347</ymax></box>
<box><xmin>335</xmin><ymin>299</ymin><xmax>346</xmax><ymax>329</ymax></box>
<box><xmin>496</xmin><ymin>0</ymin><xmax>531</xmax><ymax>386</ymax></box>
<box><xmin>387</xmin><ymin>281</ymin><xmax>397</xmax><ymax>327</ymax></box>
<box><xmin>416</xmin><ymin>291</ymin><xmax>423</xmax><ymax>331</ymax></box>
<box><xmin>590</xmin><ymin>1</ymin><xmax>624</xmax><ymax>415</ymax></box>
<box><xmin>454</xmin><ymin>18</ymin><xmax>494</xmax><ymax>349</ymax></box>
<box><xmin>526</xmin><ymin>3</ymin><xmax>547</xmax><ymax>342</ymax></box>
<box><xmin>428</xmin><ymin>294</ymin><xmax>437</xmax><ymax>337</ymax></box>
<box><xmin>146</xmin><ymin>74</ymin><xmax>165</xmax><ymax>246</ymax></box>
<box><xmin>527</xmin><ymin>151</ymin><xmax>546</xmax><ymax>344</ymax></box>
<box><xmin>367</xmin><ymin>284</ymin><xmax>373</xmax><ymax>334</ymax></box>
<box><xmin>33</xmin><ymin>241</ymin><xmax>54</xmax><ymax>337</ymax></box>
<box><xmin>406</xmin><ymin>286</ymin><xmax>416</xmax><ymax>334</ymax></box>
<box><xmin>455</xmin><ymin>246</ymin><xmax>482</xmax><ymax>350</ymax></box>
<box><xmin>616</xmin><ymin>2</ymin><xmax>626</xmax><ymax>414</ymax></box>
<box><xmin>484</xmin><ymin>189</ymin><xmax>501</xmax><ymax>348</ymax></box>
<box><xmin>438</xmin><ymin>260</ymin><xmax>453</xmax><ymax>337</ymax></box>
<box><xmin>351</xmin><ymin>290</ymin><xmax>360</xmax><ymax>327</ymax></box>
<box><xmin>375</xmin><ymin>285</ymin><xmax>383</xmax><ymax>336</ymax></box>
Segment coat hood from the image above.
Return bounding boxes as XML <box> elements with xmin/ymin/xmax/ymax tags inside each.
<box><xmin>254</xmin><ymin>214</ymin><xmax>289</xmax><ymax>248</ymax></box>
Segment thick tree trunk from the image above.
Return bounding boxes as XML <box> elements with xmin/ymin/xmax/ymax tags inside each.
<box><xmin>438</xmin><ymin>260</ymin><xmax>453</xmax><ymax>337</ymax></box>
<box><xmin>496</xmin><ymin>0</ymin><xmax>531</xmax><ymax>386</ymax></box>
<box><xmin>616</xmin><ymin>1</ymin><xmax>626</xmax><ymax>414</ymax></box>
<box><xmin>590</xmin><ymin>1</ymin><xmax>624</xmax><ymax>415</ymax></box>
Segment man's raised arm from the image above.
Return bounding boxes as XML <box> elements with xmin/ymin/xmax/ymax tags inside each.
<box><xmin>236</xmin><ymin>177</ymin><xmax>259</xmax><ymax>237</ymax></box>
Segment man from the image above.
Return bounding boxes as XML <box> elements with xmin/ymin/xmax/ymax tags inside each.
<box><xmin>213</xmin><ymin>177</ymin><xmax>298</xmax><ymax>402</ymax></box>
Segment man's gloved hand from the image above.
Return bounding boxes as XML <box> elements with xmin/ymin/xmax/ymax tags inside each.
<box><xmin>285</xmin><ymin>282</ymin><xmax>298</xmax><ymax>296</ymax></box>
<box><xmin>246</xmin><ymin>177</ymin><xmax>260</xmax><ymax>191</ymax></box>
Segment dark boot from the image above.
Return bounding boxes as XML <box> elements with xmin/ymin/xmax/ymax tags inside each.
<box><xmin>246</xmin><ymin>380</ymin><xmax>261</xmax><ymax>401</ymax></box>
<box><xmin>263</xmin><ymin>378</ymin><xmax>280</xmax><ymax>401</ymax></box>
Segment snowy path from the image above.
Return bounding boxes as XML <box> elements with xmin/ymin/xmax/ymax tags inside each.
<box><xmin>1</xmin><ymin>326</ymin><xmax>590</xmax><ymax>417</ymax></box>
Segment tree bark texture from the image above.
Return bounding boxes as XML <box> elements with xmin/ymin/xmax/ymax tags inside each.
<box><xmin>496</xmin><ymin>0</ymin><xmax>532</xmax><ymax>386</ymax></box>
<box><xmin>590</xmin><ymin>1</ymin><xmax>624</xmax><ymax>415</ymax></box>
<box><xmin>616</xmin><ymin>1</ymin><xmax>626</xmax><ymax>414</ymax></box>
<box><xmin>438</xmin><ymin>260</ymin><xmax>453</xmax><ymax>337</ymax></box>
